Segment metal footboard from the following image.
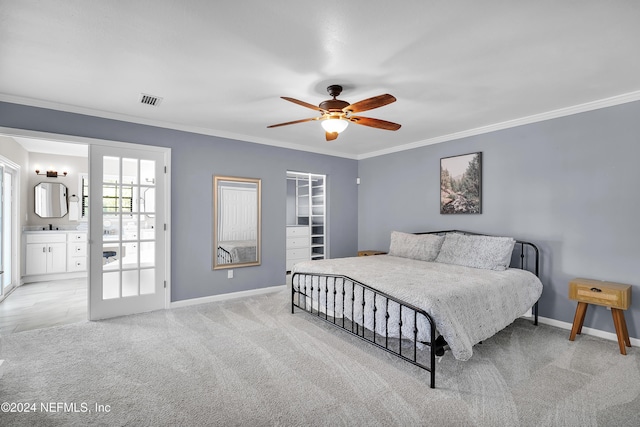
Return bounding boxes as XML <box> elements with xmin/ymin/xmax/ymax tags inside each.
<box><xmin>291</xmin><ymin>272</ymin><xmax>438</xmax><ymax>388</ymax></box>
<box><xmin>217</xmin><ymin>246</ymin><xmax>232</xmax><ymax>264</ymax></box>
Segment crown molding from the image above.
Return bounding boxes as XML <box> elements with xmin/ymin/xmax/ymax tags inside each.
<box><xmin>357</xmin><ymin>90</ymin><xmax>640</xmax><ymax>159</ymax></box>
<box><xmin>0</xmin><ymin>94</ymin><xmax>359</xmax><ymax>160</ymax></box>
<box><xmin>3</xmin><ymin>90</ymin><xmax>640</xmax><ymax>161</ymax></box>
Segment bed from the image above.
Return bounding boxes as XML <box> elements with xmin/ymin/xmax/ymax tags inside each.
<box><xmin>291</xmin><ymin>230</ymin><xmax>543</xmax><ymax>388</ymax></box>
<box><xmin>217</xmin><ymin>240</ymin><xmax>257</xmax><ymax>264</ymax></box>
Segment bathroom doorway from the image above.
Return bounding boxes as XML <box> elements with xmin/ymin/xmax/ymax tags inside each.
<box><xmin>0</xmin><ymin>136</ymin><xmax>89</xmax><ymax>333</ymax></box>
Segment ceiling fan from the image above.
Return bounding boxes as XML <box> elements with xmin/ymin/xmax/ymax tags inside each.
<box><xmin>267</xmin><ymin>85</ymin><xmax>401</xmax><ymax>141</ymax></box>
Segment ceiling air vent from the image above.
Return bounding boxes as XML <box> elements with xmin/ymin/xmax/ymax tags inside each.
<box><xmin>139</xmin><ymin>93</ymin><xmax>163</xmax><ymax>107</ymax></box>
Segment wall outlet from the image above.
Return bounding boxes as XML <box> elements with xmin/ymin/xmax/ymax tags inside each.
<box><xmin>227</xmin><ymin>269</ymin><xmax>233</xmax><ymax>279</ymax></box>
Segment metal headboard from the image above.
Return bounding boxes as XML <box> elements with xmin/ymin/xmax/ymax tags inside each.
<box><xmin>417</xmin><ymin>230</ymin><xmax>540</xmax><ymax>324</ymax></box>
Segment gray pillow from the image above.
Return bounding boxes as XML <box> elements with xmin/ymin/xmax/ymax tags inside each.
<box><xmin>388</xmin><ymin>231</ymin><xmax>445</xmax><ymax>262</ymax></box>
<box><xmin>435</xmin><ymin>233</ymin><xmax>516</xmax><ymax>271</ymax></box>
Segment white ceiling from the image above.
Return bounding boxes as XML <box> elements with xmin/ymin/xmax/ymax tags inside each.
<box><xmin>11</xmin><ymin>136</ymin><xmax>88</xmax><ymax>157</ymax></box>
<box><xmin>2</xmin><ymin>1</ymin><xmax>640</xmax><ymax>159</ymax></box>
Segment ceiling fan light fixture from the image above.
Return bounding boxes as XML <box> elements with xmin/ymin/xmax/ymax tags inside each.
<box><xmin>321</xmin><ymin>117</ymin><xmax>349</xmax><ymax>133</ymax></box>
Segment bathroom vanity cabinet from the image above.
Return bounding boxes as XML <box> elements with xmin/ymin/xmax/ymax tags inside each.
<box><xmin>24</xmin><ymin>231</ymin><xmax>87</xmax><ymax>281</ymax></box>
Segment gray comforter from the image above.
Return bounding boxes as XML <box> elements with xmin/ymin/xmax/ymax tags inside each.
<box><xmin>219</xmin><ymin>240</ymin><xmax>256</xmax><ymax>263</ymax></box>
<box><xmin>292</xmin><ymin>255</ymin><xmax>543</xmax><ymax>361</ymax></box>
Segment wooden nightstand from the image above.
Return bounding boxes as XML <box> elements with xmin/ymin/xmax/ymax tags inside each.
<box><xmin>357</xmin><ymin>250</ymin><xmax>386</xmax><ymax>257</ymax></box>
<box><xmin>569</xmin><ymin>278</ymin><xmax>632</xmax><ymax>355</ymax></box>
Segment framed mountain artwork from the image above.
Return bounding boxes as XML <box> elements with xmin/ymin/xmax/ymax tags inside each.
<box><xmin>440</xmin><ymin>152</ymin><xmax>482</xmax><ymax>214</ymax></box>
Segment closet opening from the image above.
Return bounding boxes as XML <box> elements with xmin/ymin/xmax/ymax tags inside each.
<box><xmin>286</xmin><ymin>171</ymin><xmax>327</xmax><ymax>273</ymax></box>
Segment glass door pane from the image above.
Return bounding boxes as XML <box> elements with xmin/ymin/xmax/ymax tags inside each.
<box><xmin>101</xmin><ymin>156</ymin><xmax>156</xmax><ymax>298</ymax></box>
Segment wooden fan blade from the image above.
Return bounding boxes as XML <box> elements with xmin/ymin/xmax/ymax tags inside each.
<box><xmin>349</xmin><ymin>116</ymin><xmax>401</xmax><ymax>131</ymax></box>
<box><xmin>281</xmin><ymin>97</ymin><xmax>326</xmax><ymax>112</ymax></box>
<box><xmin>267</xmin><ymin>117</ymin><xmax>320</xmax><ymax>128</ymax></box>
<box><xmin>325</xmin><ymin>131</ymin><xmax>339</xmax><ymax>141</ymax></box>
<box><xmin>343</xmin><ymin>94</ymin><xmax>396</xmax><ymax>113</ymax></box>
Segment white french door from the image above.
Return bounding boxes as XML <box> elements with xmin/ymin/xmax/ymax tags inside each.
<box><xmin>89</xmin><ymin>144</ymin><xmax>168</xmax><ymax>320</ymax></box>
<box><xmin>0</xmin><ymin>161</ymin><xmax>17</xmax><ymax>300</ymax></box>
<box><xmin>0</xmin><ymin>164</ymin><xmax>5</xmax><ymax>297</ymax></box>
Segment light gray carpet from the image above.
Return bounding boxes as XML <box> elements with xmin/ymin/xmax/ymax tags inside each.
<box><xmin>1</xmin><ymin>287</ymin><xmax>639</xmax><ymax>426</ymax></box>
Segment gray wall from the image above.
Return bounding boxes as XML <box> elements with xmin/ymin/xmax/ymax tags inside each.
<box><xmin>0</xmin><ymin>102</ymin><xmax>358</xmax><ymax>302</ymax></box>
<box><xmin>358</xmin><ymin>100</ymin><xmax>640</xmax><ymax>339</ymax></box>
<box><xmin>286</xmin><ymin>178</ymin><xmax>296</xmax><ymax>225</ymax></box>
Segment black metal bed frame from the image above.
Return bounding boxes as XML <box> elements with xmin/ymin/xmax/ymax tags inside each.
<box><xmin>217</xmin><ymin>246</ymin><xmax>233</xmax><ymax>264</ymax></box>
<box><xmin>291</xmin><ymin>230</ymin><xmax>540</xmax><ymax>389</ymax></box>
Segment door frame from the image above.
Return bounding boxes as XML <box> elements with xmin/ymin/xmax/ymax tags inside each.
<box><xmin>0</xmin><ymin>154</ymin><xmax>21</xmax><ymax>302</ymax></box>
<box><xmin>0</xmin><ymin>127</ymin><xmax>172</xmax><ymax>313</ymax></box>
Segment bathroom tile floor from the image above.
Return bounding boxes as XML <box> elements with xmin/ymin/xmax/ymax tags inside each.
<box><xmin>0</xmin><ymin>278</ymin><xmax>87</xmax><ymax>334</ymax></box>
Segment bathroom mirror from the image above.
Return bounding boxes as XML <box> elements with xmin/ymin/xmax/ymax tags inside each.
<box><xmin>34</xmin><ymin>182</ymin><xmax>68</xmax><ymax>218</ymax></box>
<box><xmin>213</xmin><ymin>176</ymin><xmax>261</xmax><ymax>270</ymax></box>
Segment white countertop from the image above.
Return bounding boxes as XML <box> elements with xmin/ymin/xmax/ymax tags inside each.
<box><xmin>23</xmin><ymin>229</ymin><xmax>87</xmax><ymax>234</ymax></box>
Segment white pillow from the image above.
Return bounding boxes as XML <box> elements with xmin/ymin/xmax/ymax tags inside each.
<box><xmin>388</xmin><ymin>231</ymin><xmax>445</xmax><ymax>262</ymax></box>
<box><xmin>435</xmin><ymin>233</ymin><xmax>516</xmax><ymax>271</ymax></box>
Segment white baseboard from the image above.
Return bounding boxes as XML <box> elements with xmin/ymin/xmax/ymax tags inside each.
<box><xmin>170</xmin><ymin>290</ymin><xmax>638</xmax><ymax>347</ymax></box>
<box><xmin>22</xmin><ymin>271</ymin><xmax>87</xmax><ymax>284</ymax></box>
<box><xmin>538</xmin><ymin>316</ymin><xmax>640</xmax><ymax>347</ymax></box>
<box><xmin>170</xmin><ymin>285</ymin><xmax>286</xmax><ymax>309</ymax></box>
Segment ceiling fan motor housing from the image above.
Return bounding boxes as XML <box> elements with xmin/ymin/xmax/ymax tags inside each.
<box><xmin>319</xmin><ymin>99</ymin><xmax>350</xmax><ymax>111</ymax></box>
<box><xmin>319</xmin><ymin>85</ymin><xmax>350</xmax><ymax>112</ymax></box>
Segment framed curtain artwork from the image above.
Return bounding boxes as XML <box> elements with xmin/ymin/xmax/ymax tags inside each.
<box><xmin>440</xmin><ymin>152</ymin><xmax>482</xmax><ymax>214</ymax></box>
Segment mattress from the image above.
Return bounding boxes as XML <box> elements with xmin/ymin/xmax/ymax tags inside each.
<box><xmin>218</xmin><ymin>240</ymin><xmax>256</xmax><ymax>263</ymax></box>
<box><xmin>292</xmin><ymin>255</ymin><xmax>543</xmax><ymax>361</ymax></box>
